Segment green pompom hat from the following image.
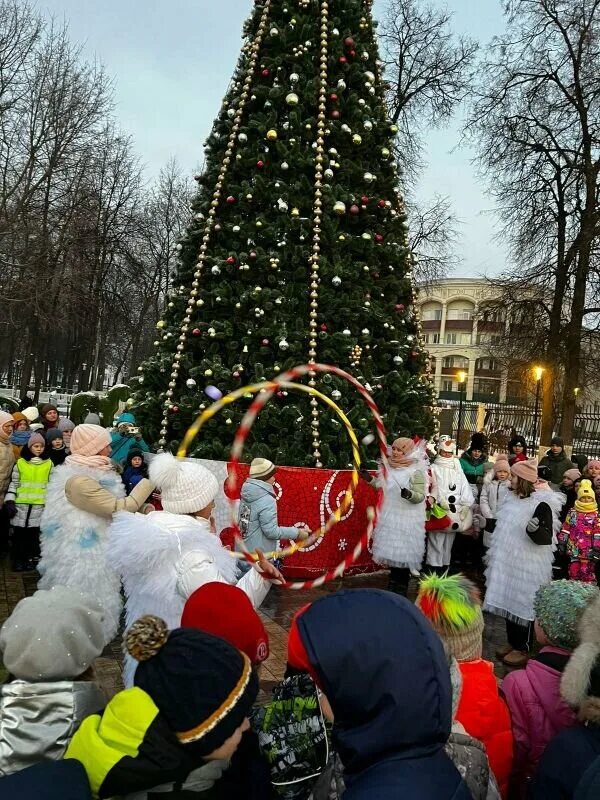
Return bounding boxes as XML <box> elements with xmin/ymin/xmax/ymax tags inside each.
<box><xmin>534</xmin><ymin>580</ymin><xmax>599</xmax><ymax>650</ymax></box>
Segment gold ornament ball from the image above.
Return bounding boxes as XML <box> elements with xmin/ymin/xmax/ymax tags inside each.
<box><xmin>381</xmin><ymin>147</ymin><xmax>391</xmax><ymax>158</ymax></box>
<box><xmin>333</xmin><ymin>200</ymin><xmax>346</xmax><ymax>215</ymax></box>
<box><xmin>286</xmin><ymin>92</ymin><xmax>299</xmax><ymax>106</ymax></box>
<box><xmin>352</xmin><ymin>134</ymin><xmax>362</xmax><ymax>145</ymax></box>
<box><xmin>156</xmin><ymin>320</ymin><xmax>166</xmax><ymax>329</ymax></box>
<box><xmin>291</xmin><ymin>207</ymin><xmax>300</xmax><ymax>216</ymax></box>
<box><xmin>390</xmin><ymin>123</ymin><xmax>398</xmax><ymax>134</ymax></box>
<box><xmin>266</xmin><ymin>129</ymin><xmax>278</xmax><ymax>141</ymax></box>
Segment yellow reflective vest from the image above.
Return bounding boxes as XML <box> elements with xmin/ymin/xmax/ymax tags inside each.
<box><xmin>15</xmin><ymin>458</ymin><xmax>52</xmax><ymax>505</ymax></box>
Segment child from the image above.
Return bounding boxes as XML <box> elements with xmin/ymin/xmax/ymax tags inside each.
<box><xmin>558</xmin><ymin>479</ymin><xmax>600</xmax><ymax>584</ymax></box>
<box><xmin>508</xmin><ymin>435</ymin><xmax>528</xmax><ymax>465</ymax></box>
<box><xmin>67</xmin><ymin>615</ymin><xmax>259</xmax><ymax>799</ymax></box>
<box><xmin>0</xmin><ymin>586</ymin><xmax>105</xmax><ymax>774</ymax></box>
<box><xmin>45</xmin><ymin>428</ymin><xmax>67</xmax><ymax>466</ymax></box>
<box><xmin>4</xmin><ymin>432</ymin><xmax>52</xmax><ymax>571</ymax></box>
<box><xmin>484</xmin><ymin>458</ymin><xmax>563</xmax><ymax>667</ymax></box>
<box><xmin>479</xmin><ymin>456</ymin><xmax>511</xmax><ymax>548</ymax></box>
<box><xmin>238</xmin><ymin>457</ymin><xmax>310</xmax><ymax>555</ymax></box>
<box><xmin>539</xmin><ymin>436</ymin><xmax>576</xmax><ymax>488</ymax></box>
<box><xmin>40</xmin><ymin>403</ymin><xmax>59</xmax><ymax>432</ymax></box>
<box><xmin>58</xmin><ymin>417</ymin><xmax>75</xmax><ymax>453</ymax></box>
<box><xmin>121</xmin><ymin>447</ymin><xmax>149</xmax><ymax>495</ymax></box>
<box><xmin>560</xmin><ymin>468</ymin><xmax>582</xmax><ymax>523</ymax></box>
<box><xmin>109</xmin><ymin>411</ymin><xmax>150</xmax><ymax>465</ymax></box>
<box><xmin>416</xmin><ymin>573</ymin><xmax>513</xmax><ymax>797</ymax></box>
<box><xmin>502</xmin><ymin>580</ymin><xmax>598</xmax><ymax>796</ymax></box>
<box><xmin>9</xmin><ymin>412</ymin><xmax>30</xmax><ymax>459</ymax></box>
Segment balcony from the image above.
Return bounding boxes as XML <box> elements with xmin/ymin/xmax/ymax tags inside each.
<box><xmin>472</xmin><ymin>392</ymin><xmax>500</xmax><ymax>403</ymax></box>
<box><xmin>438</xmin><ymin>390</ymin><xmax>462</xmax><ymax>400</ymax></box>
<box><xmin>478</xmin><ymin>320</ymin><xmax>504</xmax><ymax>333</ymax></box>
<box><xmin>422</xmin><ymin>319</ymin><xmax>442</xmax><ymax>330</ymax></box>
<box><xmin>445</xmin><ymin>319</ymin><xmax>473</xmax><ymax>331</ymax></box>
<box><xmin>475</xmin><ymin>368</ymin><xmax>502</xmax><ymax>378</ymax></box>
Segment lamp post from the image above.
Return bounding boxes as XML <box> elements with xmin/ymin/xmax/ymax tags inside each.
<box><xmin>456</xmin><ymin>369</ymin><xmax>467</xmax><ymax>447</ymax></box>
<box><xmin>532</xmin><ymin>366</ymin><xmax>544</xmax><ymax>454</ymax></box>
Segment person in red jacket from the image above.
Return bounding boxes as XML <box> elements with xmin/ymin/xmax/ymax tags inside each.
<box><xmin>416</xmin><ymin>572</ymin><xmax>513</xmax><ymax>798</ymax></box>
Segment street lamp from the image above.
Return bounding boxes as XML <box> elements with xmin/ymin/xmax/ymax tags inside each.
<box><xmin>532</xmin><ymin>366</ymin><xmax>544</xmax><ymax>453</ymax></box>
<box><xmin>456</xmin><ymin>369</ymin><xmax>467</xmax><ymax>447</ymax></box>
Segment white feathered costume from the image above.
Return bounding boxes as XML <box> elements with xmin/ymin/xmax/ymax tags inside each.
<box><xmin>372</xmin><ymin>438</ymin><xmax>430</xmax><ymax>571</ymax></box>
<box><xmin>107</xmin><ymin>453</ymin><xmax>270</xmax><ymax>686</ymax></box>
<box><xmin>426</xmin><ymin>440</ymin><xmax>474</xmax><ymax>568</ymax></box>
<box><xmin>484</xmin><ymin>487</ymin><xmax>562</xmax><ymax>624</ymax></box>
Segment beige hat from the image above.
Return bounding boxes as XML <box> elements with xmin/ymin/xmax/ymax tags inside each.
<box><xmin>249</xmin><ymin>457</ymin><xmax>276</xmax><ymax>480</ymax></box>
<box><xmin>511</xmin><ymin>457</ymin><xmax>539</xmax><ymax>484</ymax></box>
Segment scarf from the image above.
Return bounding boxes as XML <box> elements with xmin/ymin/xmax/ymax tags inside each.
<box><xmin>10</xmin><ymin>430</ymin><xmax>30</xmax><ymax>446</ymax></box>
<box><xmin>389</xmin><ymin>437</ymin><xmax>416</xmax><ymax>469</ymax></box>
<box><xmin>66</xmin><ymin>453</ymin><xmax>114</xmax><ymax>471</ymax></box>
<box><xmin>575</xmin><ymin>498</ymin><xmax>598</xmax><ymax>513</ymax></box>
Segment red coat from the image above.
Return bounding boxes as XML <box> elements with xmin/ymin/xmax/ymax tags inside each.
<box><xmin>455</xmin><ymin>659</ymin><xmax>514</xmax><ymax>798</ymax></box>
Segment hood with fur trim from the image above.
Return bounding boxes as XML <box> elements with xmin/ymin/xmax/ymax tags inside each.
<box><xmin>561</xmin><ymin>594</ymin><xmax>600</xmax><ymax>724</ymax></box>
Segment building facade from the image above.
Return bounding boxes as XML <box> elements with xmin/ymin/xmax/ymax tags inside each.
<box><xmin>417</xmin><ymin>277</ymin><xmax>526</xmax><ymax>404</ymax></box>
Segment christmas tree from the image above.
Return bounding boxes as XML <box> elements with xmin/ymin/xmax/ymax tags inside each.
<box><xmin>132</xmin><ymin>0</ymin><xmax>435</xmax><ymax>468</ymax></box>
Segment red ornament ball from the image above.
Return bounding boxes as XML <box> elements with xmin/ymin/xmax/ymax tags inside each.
<box><xmin>192</xmin><ymin>328</ymin><xmax>201</xmax><ymax>336</ymax></box>
<box><xmin>257</xmin><ymin>160</ymin><xmax>265</xmax><ymax>169</ymax></box>
<box><xmin>361</xmin><ymin>195</ymin><xmax>369</xmax><ymax>205</ymax></box>
<box><xmin>344</xmin><ymin>36</ymin><xmax>355</xmax><ymax>48</ymax></box>
<box><xmin>233</xmin><ymin>371</ymin><xmax>240</xmax><ymax>378</ymax></box>
<box><xmin>375</xmin><ymin>233</ymin><xmax>384</xmax><ymax>242</ymax></box>
<box><xmin>226</xmin><ymin>256</ymin><xmax>236</xmax><ymax>265</ymax></box>
<box><xmin>395</xmin><ymin>303</ymin><xmax>405</xmax><ymax>312</ymax></box>
<box><xmin>171</xmin><ymin>406</ymin><xmax>179</xmax><ymax>413</ymax></box>
<box><xmin>261</xmin><ymin>338</ymin><xmax>269</xmax><ymax>346</ymax></box>
<box><xmin>350</xmin><ymin>204</ymin><xmax>360</xmax><ymax>215</ymax></box>
<box><xmin>338</xmin><ymin>56</ymin><xmax>347</xmax><ymax>65</ymax></box>
<box><xmin>320</xmin><ymin>323</ymin><xmax>328</xmax><ymax>331</ymax></box>
<box><xmin>378</xmin><ymin>199</ymin><xmax>386</xmax><ymax>208</ymax></box>
<box><xmin>262</xmin><ymin>68</ymin><xmax>270</xmax><ymax>77</ymax></box>
<box><xmin>276</xmin><ymin>391</ymin><xmax>285</xmax><ymax>398</ymax></box>
<box><xmin>330</xmin><ymin>109</ymin><xmax>341</xmax><ymax>120</ymax></box>
<box><xmin>349</xmin><ymin>50</ymin><xmax>356</xmax><ymax>58</ymax></box>
<box><xmin>249</xmin><ymin>250</ymin><xmax>258</xmax><ymax>260</ymax></box>
<box><xmin>329</xmin><ymin>93</ymin><xmax>338</xmax><ymax>102</ymax></box>
<box><xmin>411</xmin><ymin>351</ymin><xmax>418</xmax><ymax>357</ymax></box>
<box><xmin>226</xmin><ymin>195</ymin><xmax>236</xmax><ymax>204</ymax></box>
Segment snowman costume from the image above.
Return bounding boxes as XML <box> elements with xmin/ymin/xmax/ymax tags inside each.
<box><xmin>426</xmin><ymin>440</ymin><xmax>474</xmax><ymax>569</ymax></box>
<box><xmin>372</xmin><ymin>438</ymin><xmax>430</xmax><ymax>571</ymax></box>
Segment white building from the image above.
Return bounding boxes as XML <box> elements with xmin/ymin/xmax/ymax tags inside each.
<box><xmin>417</xmin><ymin>277</ymin><xmax>526</xmax><ymax>404</ymax></box>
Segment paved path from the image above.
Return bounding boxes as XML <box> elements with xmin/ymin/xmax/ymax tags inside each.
<box><xmin>0</xmin><ymin>561</ymin><xmax>512</xmax><ymax>702</ymax></box>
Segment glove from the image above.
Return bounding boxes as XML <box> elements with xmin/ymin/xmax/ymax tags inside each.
<box><xmin>4</xmin><ymin>500</ymin><xmax>16</xmax><ymax>519</ymax></box>
<box><xmin>359</xmin><ymin>468</ymin><xmax>373</xmax><ymax>484</ymax></box>
<box><xmin>526</xmin><ymin>516</ymin><xmax>540</xmax><ymax>534</ymax></box>
<box><xmin>400</xmin><ymin>487</ymin><xmax>412</xmax><ymax>500</ymax></box>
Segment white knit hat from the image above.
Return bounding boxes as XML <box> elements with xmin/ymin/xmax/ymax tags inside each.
<box><xmin>150</xmin><ymin>452</ymin><xmax>219</xmax><ymax>514</ymax></box>
<box><xmin>249</xmin><ymin>457</ymin><xmax>276</xmax><ymax>480</ymax></box>
<box><xmin>22</xmin><ymin>406</ymin><xmax>40</xmax><ymax>422</ymax></box>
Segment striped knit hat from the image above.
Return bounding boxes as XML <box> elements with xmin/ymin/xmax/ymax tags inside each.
<box><xmin>127</xmin><ymin>616</ymin><xmax>257</xmax><ymax>756</ymax></box>
<box><xmin>416</xmin><ymin>573</ymin><xmax>484</xmax><ymax>662</ymax></box>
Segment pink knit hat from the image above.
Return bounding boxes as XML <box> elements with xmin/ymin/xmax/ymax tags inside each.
<box><xmin>511</xmin><ymin>457</ymin><xmax>538</xmax><ymax>484</ymax></box>
<box><xmin>70</xmin><ymin>424</ymin><xmax>111</xmax><ymax>457</ymax></box>
<box><xmin>493</xmin><ymin>457</ymin><xmax>510</xmax><ymax>476</ymax></box>
<box><xmin>563</xmin><ymin>468</ymin><xmax>582</xmax><ymax>483</ymax></box>
<box><xmin>27</xmin><ymin>432</ymin><xmax>46</xmax><ymax>449</ymax></box>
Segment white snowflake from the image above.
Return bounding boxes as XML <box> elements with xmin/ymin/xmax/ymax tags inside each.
<box><xmin>338</xmin><ymin>538</ymin><xmax>347</xmax><ymax>551</ymax></box>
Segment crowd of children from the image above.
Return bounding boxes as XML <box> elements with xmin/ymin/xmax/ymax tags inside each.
<box><xmin>3</xmin><ymin>410</ymin><xmax>600</xmax><ymax>798</ymax></box>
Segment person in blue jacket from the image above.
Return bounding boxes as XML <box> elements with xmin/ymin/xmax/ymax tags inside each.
<box><xmin>109</xmin><ymin>412</ymin><xmax>150</xmax><ymax>466</ymax></box>
<box><xmin>286</xmin><ymin>588</ymin><xmax>472</xmax><ymax>800</ymax></box>
<box><xmin>238</xmin><ymin>458</ymin><xmax>310</xmax><ymax>554</ymax></box>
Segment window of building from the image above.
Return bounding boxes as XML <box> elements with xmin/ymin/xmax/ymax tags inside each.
<box><xmin>442</xmin><ymin>379</ymin><xmax>453</xmax><ymax>392</ymax></box>
<box><xmin>459</xmin><ymin>333</ymin><xmax>472</xmax><ymax>345</ymax></box>
<box><xmin>445</xmin><ymin>333</ymin><xmax>456</xmax><ymax>344</ymax></box>
<box><xmin>421</xmin><ymin>308</ymin><xmax>442</xmax><ymax>321</ymax></box>
<box><xmin>475</xmin><ymin>357</ymin><xmax>499</xmax><ymax>371</ymax></box>
<box><xmin>446</xmin><ymin>308</ymin><xmax>473</xmax><ymax>321</ymax></box>
<box><xmin>473</xmin><ymin>378</ymin><xmax>500</xmax><ymax>397</ymax></box>
<box><xmin>424</xmin><ymin>332</ymin><xmax>440</xmax><ymax>344</ymax></box>
<box><xmin>442</xmin><ymin>355</ymin><xmax>469</xmax><ymax>369</ymax></box>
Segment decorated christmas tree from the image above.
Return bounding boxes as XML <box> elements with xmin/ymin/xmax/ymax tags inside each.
<box><xmin>132</xmin><ymin>0</ymin><xmax>435</xmax><ymax>467</ymax></box>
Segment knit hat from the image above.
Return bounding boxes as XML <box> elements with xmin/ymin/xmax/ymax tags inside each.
<box><xmin>561</xmin><ymin>594</ymin><xmax>600</xmax><ymax>723</ymax></box>
<box><xmin>70</xmin><ymin>424</ymin><xmax>111</xmax><ymax>457</ymax></box>
<box><xmin>83</xmin><ymin>412</ymin><xmax>101</xmax><ymax>425</ymax></box>
<box><xmin>181</xmin><ymin>583</ymin><xmax>269</xmax><ymax>665</ymax></box>
<box><xmin>22</xmin><ymin>406</ymin><xmax>40</xmax><ymax>422</ymax></box>
<box><xmin>416</xmin><ymin>573</ymin><xmax>484</xmax><ymax>662</ymax></box>
<box><xmin>27</xmin><ymin>432</ymin><xmax>46</xmax><ymax>449</ymax></box>
<box><xmin>58</xmin><ymin>418</ymin><xmax>75</xmax><ymax>433</ymax></box>
<box><xmin>438</xmin><ymin>438</ymin><xmax>456</xmax><ymax>454</ymax></box>
<box><xmin>29</xmin><ymin>422</ymin><xmax>44</xmax><ymax>432</ymax></box>
<box><xmin>493</xmin><ymin>457</ymin><xmax>510</xmax><ymax>476</ymax></box>
<box><xmin>0</xmin><ymin>411</ymin><xmax>14</xmax><ymax>432</ymax></box>
<box><xmin>127</xmin><ymin>615</ymin><xmax>258</xmax><ymax>754</ymax></box>
<box><xmin>115</xmin><ymin>411</ymin><xmax>136</xmax><ymax>427</ymax></box>
<box><xmin>249</xmin><ymin>457</ymin><xmax>276</xmax><ymax>481</ymax></box>
<box><xmin>149</xmin><ymin>452</ymin><xmax>219</xmax><ymax>514</ymax></box>
<box><xmin>45</xmin><ymin>427</ymin><xmax>63</xmax><ymax>444</ymax></box>
<box><xmin>511</xmin><ymin>457</ymin><xmax>538</xmax><ymax>484</ymax></box>
<box><xmin>576</xmin><ymin>479</ymin><xmax>598</xmax><ymax>513</ymax></box>
<box><xmin>551</xmin><ymin>436</ymin><xmax>564</xmax><ymax>447</ymax></box>
<box><xmin>0</xmin><ymin>586</ymin><xmax>105</xmax><ymax>681</ymax></box>
<box><xmin>126</xmin><ymin>447</ymin><xmax>145</xmax><ymax>466</ymax></box>
<box><xmin>40</xmin><ymin>403</ymin><xmax>58</xmax><ymax>418</ymax></box>
<box><xmin>534</xmin><ymin>580</ymin><xmax>599</xmax><ymax>651</ymax></box>
<box><xmin>564</xmin><ymin>468</ymin><xmax>582</xmax><ymax>483</ymax></box>
<box><xmin>588</xmin><ymin>460</ymin><xmax>600</xmax><ymax>471</ymax></box>
<box><xmin>11</xmin><ymin>412</ymin><xmax>28</xmax><ymax>428</ymax></box>
<box><xmin>468</xmin><ymin>432</ymin><xmax>487</xmax><ymax>453</ymax></box>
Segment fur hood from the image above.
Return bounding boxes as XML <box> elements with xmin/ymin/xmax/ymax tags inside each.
<box><xmin>561</xmin><ymin>593</ymin><xmax>600</xmax><ymax>724</ymax></box>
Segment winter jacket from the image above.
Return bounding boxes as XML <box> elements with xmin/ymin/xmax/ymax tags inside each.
<box><xmin>459</xmin><ymin>451</ymin><xmax>492</xmax><ymax>490</ymax></box>
<box><xmin>480</xmin><ymin>476</ymin><xmax>510</xmax><ymax>521</ymax></box>
<box><xmin>107</xmin><ymin>510</ymin><xmax>270</xmax><ymax>686</ymax></box>
<box><xmin>445</xmin><ymin>726</ymin><xmax>501</xmax><ymax>800</ymax></box>
<box><xmin>0</xmin><ymin>435</ymin><xmax>15</xmax><ymax>505</ymax></box>
<box><xmin>509</xmin><ymin>452</ymin><xmax>527</xmax><ymax>466</ymax></box>
<box><xmin>49</xmin><ymin>445</ymin><xmax>67</xmax><ymax>467</ymax></box>
<box><xmin>454</xmin><ymin>659</ymin><xmax>513</xmax><ymax>798</ymax></box>
<box><xmin>0</xmin><ymin>679</ymin><xmax>105</xmax><ymax>776</ymax></box>
<box><xmin>294</xmin><ymin>589</ymin><xmax>471</xmax><ymax>800</ymax></box>
<box><xmin>122</xmin><ymin>466</ymin><xmax>146</xmax><ymax>495</ymax></box>
<box><xmin>561</xmin><ymin>486</ymin><xmax>578</xmax><ymax>523</ymax></box>
<box><xmin>576</xmin><ymin>754</ymin><xmax>600</xmax><ymax>800</ymax></box>
<box><xmin>109</xmin><ymin>414</ymin><xmax>150</xmax><ymax>466</ymax></box>
<box><xmin>5</xmin><ymin>456</ymin><xmax>52</xmax><ymax>528</ymax></box>
<box><xmin>0</xmin><ymin>759</ymin><xmax>93</xmax><ymax>800</ymax></box>
<box><xmin>539</xmin><ymin>449</ymin><xmax>576</xmax><ymax>488</ymax></box>
<box><xmin>64</xmin><ymin>474</ymin><xmax>153</xmax><ymax>518</ymax></box>
<box><xmin>558</xmin><ymin>509</ymin><xmax>600</xmax><ymax>583</ymax></box>
<box><xmin>238</xmin><ymin>478</ymin><xmax>302</xmax><ymax>553</ymax></box>
<box><xmin>502</xmin><ymin>647</ymin><xmax>576</xmax><ymax>795</ymax></box>
<box><xmin>530</xmin><ymin>724</ymin><xmax>600</xmax><ymax>800</ymax></box>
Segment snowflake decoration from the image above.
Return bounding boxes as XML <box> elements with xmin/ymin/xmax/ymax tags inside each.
<box><xmin>338</xmin><ymin>538</ymin><xmax>347</xmax><ymax>551</ymax></box>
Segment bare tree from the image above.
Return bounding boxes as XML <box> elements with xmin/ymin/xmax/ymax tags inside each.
<box><xmin>408</xmin><ymin>194</ymin><xmax>460</xmax><ymax>285</ymax></box>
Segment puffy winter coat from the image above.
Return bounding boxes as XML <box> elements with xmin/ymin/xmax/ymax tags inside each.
<box><xmin>531</xmin><ymin>724</ymin><xmax>600</xmax><ymax>800</ymax></box>
<box><xmin>238</xmin><ymin>478</ymin><xmax>302</xmax><ymax>553</ymax></box>
<box><xmin>0</xmin><ymin>679</ymin><xmax>105</xmax><ymax>776</ymax></box>
<box><xmin>459</xmin><ymin>451</ymin><xmax>492</xmax><ymax>490</ymax></box>
<box><xmin>445</xmin><ymin>726</ymin><xmax>501</xmax><ymax>800</ymax></box>
<box><xmin>294</xmin><ymin>589</ymin><xmax>471</xmax><ymax>800</ymax></box>
<box><xmin>539</xmin><ymin>449</ymin><xmax>576</xmax><ymax>487</ymax></box>
<box><xmin>109</xmin><ymin>413</ymin><xmax>150</xmax><ymax>466</ymax></box>
<box><xmin>0</xmin><ymin>760</ymin><xmax>93</xmax><ymax>800</ymax></box>
<box><xmin>454</xmin><ymin>659</ymin><xmax>513</xmax><ymax>798</ymax></box>
<box><xmin>5</xmin><ymin>457</ymin><xmax>52</xmax><ymax>528</ymax></box>
<box><xmin>480</xmin><ymin>476</ymin><xmax>510</xmax><ymax>521</ymax></box>
<box><xmin>0</xmin><ymin>436</ymin><xmax>15</xmax><ymax>504</ymax></box>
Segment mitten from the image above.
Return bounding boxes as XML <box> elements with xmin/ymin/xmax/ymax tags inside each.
<box><xmin>4</xmin><ymin>500</ymin><xmax>17</xmax><ymax>519</ymax></box>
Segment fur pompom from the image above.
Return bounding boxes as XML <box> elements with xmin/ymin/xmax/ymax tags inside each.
<box><xmin>149</xmin><ymin>452</ymin><xmax>184</xmax><ymax>490</ymax></box>
<box><xmin>561</xmin><ymin>642</ymin><xmax>600</xmax><ymax>707</ymax></box>
<box><xmin>578</xmin><ymin>594</ymin><xmax>600</xmax><ymax>646</ymax></box>
<box><xmin>416</xmin><ymin>572</ymin><xmax>481</xmax><ymax>632</ymax></box>
<box><xmin>579</xmin><ymin>696</ymin><xmax>600</xmax><ymax>724</ymax></box>
<box><xmin>125</xmin><ymin>615</ymin><xmax>169</xmax><ymax>662</ymax></box>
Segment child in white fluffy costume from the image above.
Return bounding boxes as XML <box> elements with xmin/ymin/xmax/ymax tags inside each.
<box><xmin>107</xmin><ymin>452</ymin><xmax>284</xmax><ymax>686</ymax></box>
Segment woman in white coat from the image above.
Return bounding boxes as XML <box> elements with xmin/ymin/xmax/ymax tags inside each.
<box><xmin>363</xmin><ymin>437</ymin><xmax>429</xmax><ymax>595</ymax></box>
<box><xmin>107</xmin><ymin>452</ymin><xmax>283</xmax><ymax>686</ymax></box>
<box><xmin>426</xmin><ymin>439</ymin><xmax>474</xmax><ymax>574</ymax></box>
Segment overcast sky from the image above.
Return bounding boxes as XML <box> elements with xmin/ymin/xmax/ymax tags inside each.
<box><xmin>39</xmin><ymin>0</ymin><xmax>508</xmax><ymax>276</ymax></box>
